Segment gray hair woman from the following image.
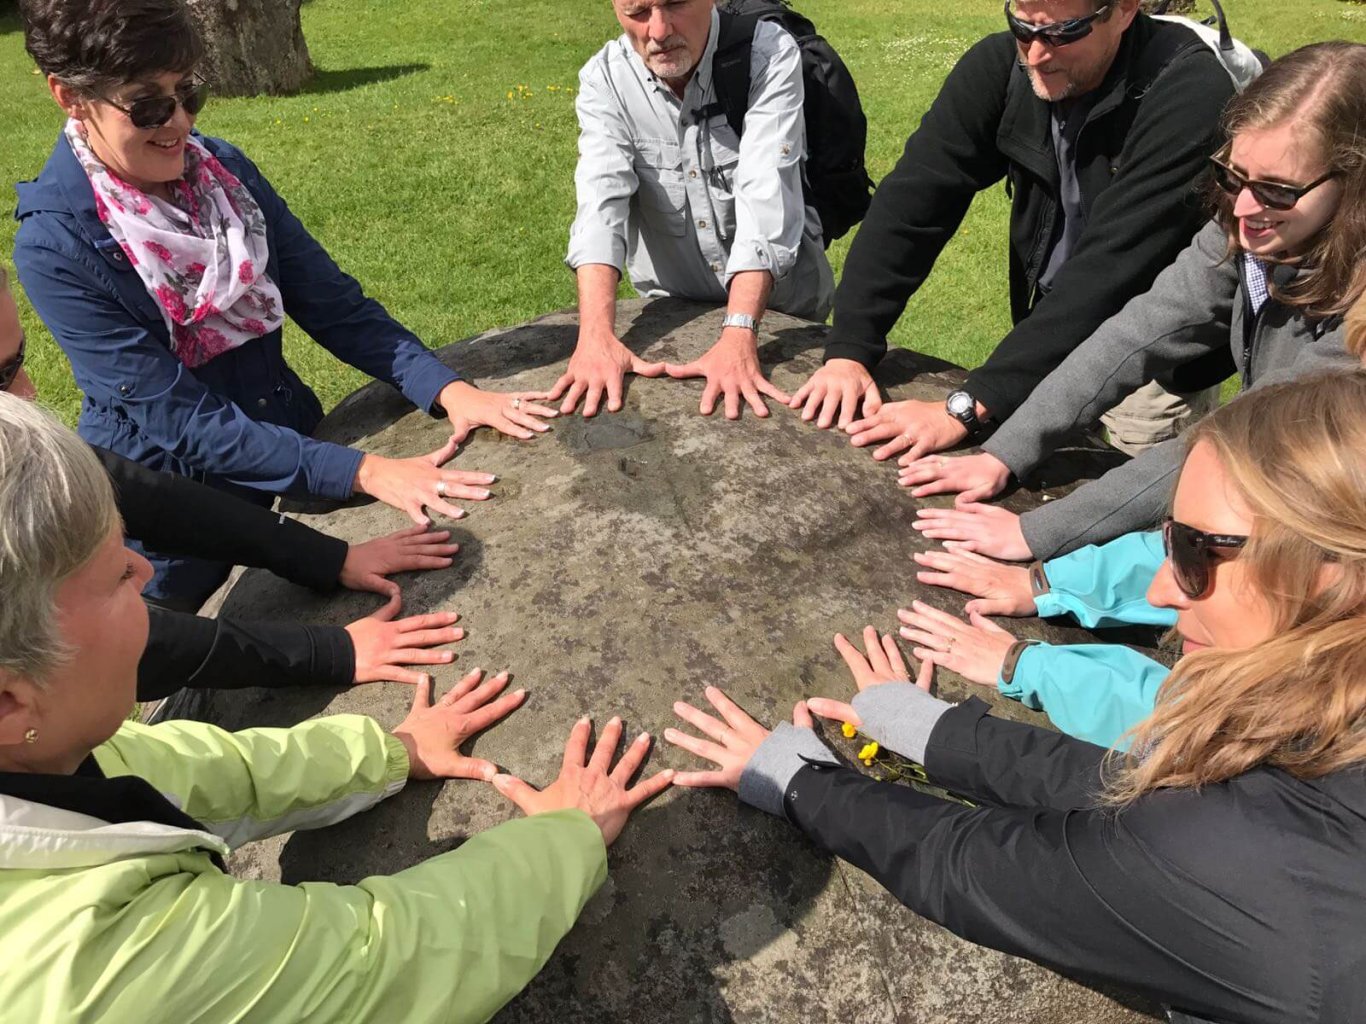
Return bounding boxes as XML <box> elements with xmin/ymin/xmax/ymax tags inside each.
<box><xmin>0</xmin><ymin>391</ymin><xmax>671</xmax><ymax>1020</ymax></box>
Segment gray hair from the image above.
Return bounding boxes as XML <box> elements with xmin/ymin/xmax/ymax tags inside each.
<box><xmin>0</xmin><ymin>393</ymin><xmax>118</xmax><ymax>681</ymax></box>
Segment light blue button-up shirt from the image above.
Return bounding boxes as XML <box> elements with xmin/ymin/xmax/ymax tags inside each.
<box><xmin>566</xmin><ymin>9</ymin><xmax>833</xmax><ymax>321</ymax></box>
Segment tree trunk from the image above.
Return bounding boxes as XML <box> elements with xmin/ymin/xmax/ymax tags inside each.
<box><xmin>185</xmin><ymin>0</ymin><xmax>313</xmax><ymax>98</ymax></box>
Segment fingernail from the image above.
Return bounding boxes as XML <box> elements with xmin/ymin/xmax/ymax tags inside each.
<box><xmin>609</xmin><ymin>716</ymin><xmax>621</xmax><ymax>726</ymax></box>
<box><xmin>442</xmin><ymin>652</ymin><xmax>454</xmax><ymax>661</ymax></box>
<box><xmin>491</xmin><ymin>773</ymin><xmax>508</xmax><ymax>788</ymax></box>
<box><xmin>496</xmin><ymin>670</ymin><xmax>509</xmax><ymax>679</ymax></box>
<box><xmin>662</xmin><ymin>769</ymin><xmax>676</xmax><ymax>780</ymax></box>
<box><xmin>482</xmin><ymin>765</ymin><xmax>496</xmax><ymax>781</ymax></box>
<box><xmin>578</xmin><ymin>715</ymin><xmax>591</xmax><ymax>725</ymax></box>
<box><xmin>453</xmin><ymin>509</ymin><xmax>467</xmax><ymax>519</ymax></box>
<box><xmin>637</xmin><ymin>731</ymin><xmax>650</xmax><ymax>743</ymax></box>
<box><xmin>514</xmin><ymin>688</ymin><xmax>526</xmax><ymax>698</ymax></box>
<box><xmin>487</xmin><ymin>474</ymin><xmax>498</xmax><ymax>483</ymax></box>
<box><xmin>478</xmin><ymin>489</ymin><xmax>492</xmax><ymax>499</ymax></box>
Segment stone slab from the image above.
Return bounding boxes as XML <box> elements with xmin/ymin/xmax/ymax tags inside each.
<box><xmin>199</xmin><ymin>298</ymin><xmax>1166</xmax><ymax>1023</ymax></box>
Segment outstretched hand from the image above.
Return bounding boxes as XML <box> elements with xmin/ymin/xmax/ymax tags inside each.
<box><xmin>439</xmin><ymin>380</ymin><xmax>558</xmax><ymax>443</ymax></box>
<box><xmin>353</xmin><ymin>438</ymin><xmax>496</xmax><ymax>528</ymax></box>
<box><xmin>897</xmin><ymin>451</ymin><xmax>1011</xmax><ymax>503</ymax></box>
<box><xmin>788</xmin><ymin>358</ymin><xmax>881</xmax><ymax>429</ymax></box>
<box><xmin>391</xmin><ymin>669</ymin><xmax>526</xmax><ymax>781</ymax></box>
<box><xmin>548</xmin><ymin>332</ymin><xmax>666</xmax><ymax>417</ymax></box>
<box><xmin>913</xmin><ymin>544</ymin><xmax>1035</xmax><ymax>617</ymax></box>
<box><xmin>913</xmin><ymin>502</ymin><xmax>1033</xmax><ymax>561</ymax></box>
<box><xmin>339</xmin><ymin>524</ymin><xmax>461</xmax><ymax>608</ymax></box>
<box><xmin>896</xmin><ymin>600</ymin><xmax>1018</xmax><ymax>687</ymax></box>
<box><xmin>492</xmin><ymin>716</ymin><xmax>673</xmax><ymax>846</ymax></box>
<box><xmin>345</xmin><ymin>603</ymin><xmax>465</xmax><ymax>686</ymax></box>
<box><xmin>665</xmin><ymin>685</ymin><xmax>813</xmax><ymax>790</ymax></box>
<box><xmin>844</xmin><ymin>399</ymin><xmax>967</xmax><ymax>462</ymax></box>
<box><xmin>664</xmin><ymin>330</ymin><xmax>790</xmax><ymax>420</ymax></box>
<box><xmin>806</xmin><ymin>627</ymin><xmax>931</xmax><ymax>729</ymax></box>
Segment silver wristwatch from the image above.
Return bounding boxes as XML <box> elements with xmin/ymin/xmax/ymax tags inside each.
<box><xmin>721</xmin><ymin>313</ymin><xmax>760</xmax><ymax>333</ymax></box>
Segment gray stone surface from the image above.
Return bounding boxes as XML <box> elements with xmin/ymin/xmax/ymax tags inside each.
<box><xmin>200</xmin><ymin>298</ymin><xmax>1166</xmax><ymax>1024</ymax></box>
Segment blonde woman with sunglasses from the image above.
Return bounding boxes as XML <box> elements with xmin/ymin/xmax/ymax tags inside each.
<box><xmin>670</xmin><ymin>369</ymin><xmax>1366</xmax><ymax>1023</ymax></box>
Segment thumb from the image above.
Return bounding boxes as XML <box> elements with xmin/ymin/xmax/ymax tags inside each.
<box><xmin>427</xmin><ymin>434</ymin><xmax>461</xmax><ymax>466</ymax></box>
<box><xmin>862</xmin><ymin>383</ymin><xmax>883</xmax><ymax>415</ymax></box>
<box><xmin>445</xmin><ymin>756</ymin><xmax>498</xmax><ymax>782</ymax></box>
<box><xmin>491</xmin><ymin>772</ymin><xmax>541</xmax><ymax>813</ymax></box>
<box><xmin>409</xmin><ymin>674</ymin><xmax>435</xmax><ymax>713</ymax></box>
<box><xmin>915</xmin><ymin>657</ymin><xmax>935</xmax><ymax>693</ymax></box>
<box><xmin>631</xmin><ymin>357</ymin><xmax>667</xmax><ymax>377</ymax></box>
<box><xmin>792</xmin><ymin>700</ymin><xmax>814</xmax><ymax>730</ymax></box>
<box><xmin>964</xmin><ymin>598</ymin><xmax>1013</xmax><ymax>618</ymax></box>
<box><xmin>663</xmin><ymin>361</ymin><xmax>701</xmax><ymax>380</ymax></box>
<box><xmin>968</xmin><ymin>609</ymin><xmax>1014</xmax><ymax>637</ymax></box>
<box><xmin>366</xmin><ymin>579</ymin><xmax>402</xmax><ymax>620</ymax></box>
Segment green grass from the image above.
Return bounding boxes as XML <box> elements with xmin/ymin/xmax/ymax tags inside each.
<box><xmin>2</xmin><ymin>0</ymin><xmax>1363</xmax><ymax>424</ymax></box>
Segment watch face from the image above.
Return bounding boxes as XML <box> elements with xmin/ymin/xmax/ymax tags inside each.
<box><xmin>946</xmin><ymin>391</ymin><xmax>973</xmax><ymax>416</ymax></box>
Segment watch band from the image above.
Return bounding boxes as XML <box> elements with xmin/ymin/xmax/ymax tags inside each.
<box><xmin>1028</xmin><ymin>560</ymin><xmax>1050</xmax><ymax>598</ymax></box>
<box><xmin>721</xmin><ymin>313</ymin><xmax>760</xmax><ymax>332</ymax></box>
<box><xmin>1000</xmin><ymin>639</ymin><xmax>1041</xmax><ymax>685</ymax></box>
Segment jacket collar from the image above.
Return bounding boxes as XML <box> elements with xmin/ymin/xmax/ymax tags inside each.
<box><xmin>15</xmin><ymin>130</ymin><xmax>122</xmax><ymax>256</ymax></box>
<box><xmin>0</xmin><ymin>755</ymin><xmax>227</xmax><ymax>872</ymax></box>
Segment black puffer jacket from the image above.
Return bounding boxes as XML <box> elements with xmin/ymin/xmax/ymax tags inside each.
<box><xmin>825</xmin><ymin>15</ymin><xmax>1237</xmax><ymax>419</ymax></box>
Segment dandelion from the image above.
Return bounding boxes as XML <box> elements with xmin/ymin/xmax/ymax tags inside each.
<box><xmin>840</xmin><ymin>722</ymin><xmax>857</xmax><ymax>739</ymax></box>
<box><xmin>857</xmin><ymin>741</ymin><xmax>879</xmax><ymax>762</ymax></box>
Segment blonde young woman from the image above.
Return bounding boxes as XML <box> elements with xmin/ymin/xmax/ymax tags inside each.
<box><xmin>0</xmin><ymin>393</ymin><xmax>672</xmax><ymax>1021</ymax></box>
<box><xmin>668</xmin><ymin>371</ymin><xmax>1366</xmax><ymax>1022</ymax></box>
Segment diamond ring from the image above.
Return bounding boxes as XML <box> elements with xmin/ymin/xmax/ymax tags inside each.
<box><xmin>511</xmin><ymin>397</ymin><xmax>522</xmax><ymax>410</ymax></box>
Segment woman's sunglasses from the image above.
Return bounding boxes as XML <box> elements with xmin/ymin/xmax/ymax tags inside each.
<box><xmin>1004</xmin><ymin>0</ymin><xmax>1113</xmax><ymax>47</ymax></box>
<box><xmin>0</xmin><ymin>331</ymin><xmax>26</xmax><ymax>392</ymax></box>
<box><xmin>1209</xmin><ymin>151</ymin><xmax>1336</xmax><ymax>211</ymax></box>
<box><xmin>1162</xmin><ymin>518</ymin><xmax>1248</xmax><ymax>600</ymax></box>
<box><xmin>98</xmin><ymin>75</ymin><xmax>209</xmax><ymax>130</ymax></box>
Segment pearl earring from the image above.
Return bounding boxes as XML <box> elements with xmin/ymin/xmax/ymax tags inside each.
<box><xmin>23</xmin><ymin>728</ymin><xmax>37</xmax><ymax>745</ymax></box>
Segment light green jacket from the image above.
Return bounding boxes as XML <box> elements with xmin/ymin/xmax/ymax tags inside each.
<box><xmin>0</xmin><ymin>715</ymin><xmax>607</xmax><ymax>1023</ymax></box>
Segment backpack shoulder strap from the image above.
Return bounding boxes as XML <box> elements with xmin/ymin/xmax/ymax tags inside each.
<box><xmin>711</xmin><ymin>11</ymin><xmax>761</xmax><ymax>137</ymax></box>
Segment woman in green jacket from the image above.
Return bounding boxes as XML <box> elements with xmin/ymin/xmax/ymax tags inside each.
<box><xmin>0</xmin><ymin>392</ymin><xmax>672</xmax><ymax>1023</ymax></box>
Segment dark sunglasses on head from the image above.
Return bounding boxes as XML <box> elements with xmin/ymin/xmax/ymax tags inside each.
<box><xmin>1209</xmin><ymin>150</ymin><xmax>1336</xmax><ymax>211</ymax></box>
<box><xmin>0</xmin><ymin>331</ymin><xmax>25</xmax><ymax>392</ymax></box>
<box><xmin>1162</xmin><ymin>518</ymin><xmax>1248</xmax><ymax>600</ymax></box>
<box><xmin>1004</xmin><ymin>0</ymin><xmax>1113</xmax><ymax>47</ymax></box>
<box><xmin>98</xmin><ymin>74</ymin><xmax>209</xmax><ymax>130</ymax></box>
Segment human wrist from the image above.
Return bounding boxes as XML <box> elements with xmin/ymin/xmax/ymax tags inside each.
<box><xmin>353</xmin><ymin>454</ymin><xmax>381</xmax><ymax>497</ymax></box>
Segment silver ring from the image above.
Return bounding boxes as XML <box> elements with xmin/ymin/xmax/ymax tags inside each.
<box><xmin>511</xmin><ymin>397</ymin><xmax>522</xmax><ymax>411</ymax></box>
<box><xmin>435</xmin><ymin>480</ymin><xmax>447</xmax><ymax>497</ymax></box>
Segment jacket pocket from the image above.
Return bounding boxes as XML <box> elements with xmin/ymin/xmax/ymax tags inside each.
<box><xmin>633</xmin><ymin>139</ymin><xmax>687</xmax><ymax>236</ymax></box>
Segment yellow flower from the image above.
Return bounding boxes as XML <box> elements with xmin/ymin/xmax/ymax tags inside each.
<box><xmin>861</xmin><ymin>758</ymin><xmax>873</xmax><ymax>767</ymax></box>
<box><xmin>840</xmin><ymin>721</ymin><xmax>857</xmax><ymax>739</ymax></box>
<box><xmin>857</xmin><ymin>741</ymin><xmax>879</xmax><ymax>761</ymax></box>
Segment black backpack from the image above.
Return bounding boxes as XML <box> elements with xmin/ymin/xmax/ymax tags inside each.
<box><xmin>707</xmin><ymin>0</ymin><xmax>873</xmax><ymax>247</ymax></box>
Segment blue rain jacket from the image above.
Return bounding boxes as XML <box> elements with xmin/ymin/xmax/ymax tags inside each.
<box><xmin>13</xmin><ymin>132</ymin><xmax>461</xmax><ymax>601</ymax></box>
<box><xmin>1001</xmin><ymin>531</ymin><xmax>1176</xmax><ymax>749</ymax></box>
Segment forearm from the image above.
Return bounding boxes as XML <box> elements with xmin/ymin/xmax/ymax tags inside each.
<box><xmin>726</xmin><ymin>270</ymin><xmax>773</xmax><ymax>322</ymax></box>
<box><xmin>138</xmin><ymin>606</ymin><xmax>354</xmax><ymax>701</ymax></box>
<box><xmin>1020</xmin><ymin>440</ymin><xmax>1183</xmax><ymax>559</ymax></box>
<box><xmin>576</xmin><ymin>263</ymin><xmax>621</xmax><ymax>339</ymax></box>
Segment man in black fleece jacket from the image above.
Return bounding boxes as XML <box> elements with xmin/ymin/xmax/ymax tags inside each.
<box><xmin>791</xmin><ymin>1</ymin><xmax>1236</xmax><ymax>457</ymax></box>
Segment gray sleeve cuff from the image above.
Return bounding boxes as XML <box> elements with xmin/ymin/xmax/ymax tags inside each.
<box><xmin>738</xmin><ymin>724</ymin><xmax>833</xmax><ymax>818</ymax></box>
<box><xmin>850</xmin><ymin>683</ymin><xmax>953</xmax><ymax>763</ymax></box>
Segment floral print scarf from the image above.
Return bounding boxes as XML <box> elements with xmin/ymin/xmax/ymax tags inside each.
<box><xmin>65</xmin><ymin>119</ymin><xmax>284</xmax><ymax>368</ymax></box>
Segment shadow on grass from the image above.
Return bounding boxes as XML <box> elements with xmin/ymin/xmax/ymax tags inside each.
<box><xmin>300</xmin><ymin>62</ymin><xmax>430</xmax><ymax>96</ymax></box>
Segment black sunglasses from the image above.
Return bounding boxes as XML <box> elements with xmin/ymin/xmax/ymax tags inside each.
<box><xmin>1209</xmin><ymin>150</ymin><xmax>1336</xmax><ymax>212</ymax></box>
<box><xmin>98</xmin><ymin>75</ymin><xmax>209</xmax><ymax>130</ymax></box>
<box><xmin>1004</xmin><ymin>1</ymin><xmax>1113</xmax><ymax>47</ymax></box>
<box><xmin>0</xmin><ymin>330</ymin><xmax>25</xmax><ymax>392</ymax></box>
<box><xmin>1162</xmin><ymin>518</ymin><xmax>1248</xmax><ymax>600</ymax></box>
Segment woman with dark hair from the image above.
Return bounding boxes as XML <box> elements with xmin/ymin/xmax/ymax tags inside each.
<box><xmin>13</xmin><ymin>0</ymin><xmax>557</xmax><ymax>607</ymax></box>
<box><xmin>896</xmin><ymin>41</ymin><xmax>1366</xmax><ymax>564</ymax></box>
<box><xmin>669</xmin><ymin>370</ymin><xmax>1366</xmax><ymax>1023</ymax></box>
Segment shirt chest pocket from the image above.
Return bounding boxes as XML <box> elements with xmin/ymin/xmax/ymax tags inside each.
<box><xmin>633</xmin><ymin>139</ymin><xmax>688</xmax><ymax>236</ymax></box>
<box><xmin>704</xmin><ymin>120</ymin><xmax>741</xmax><ymax>242</ymax></box>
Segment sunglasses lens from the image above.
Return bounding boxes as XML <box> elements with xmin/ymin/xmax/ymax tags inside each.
<box><xmin>1255</xmin><ymin>183</ymin><xmax>1298</xmax><ymax>211</ymax></box>
<box><xmin>129</xmin><ymin>96</ymin><xmax>177</xmax><ymax>130</ymax></box>
<box><xmin>1165</xmin><ymin>521</ymin><xmax>1208</xmax><ymax>599</ymax></box>
<box><xmin>1211</xmin><ymin>161</ymin><xmax>1241</xmax><ymax>197</ymax></box>
<box><xmin>182</xmin><ymin>83</ymin><xmax>208</xmax><ymax>117</ymax></box>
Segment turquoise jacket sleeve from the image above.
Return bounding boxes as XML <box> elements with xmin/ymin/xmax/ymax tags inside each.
<box><xmin>999</xmin><ymin>642</ymin><xmax>1170</xmax><ymax>750</ymax></box>
<box><xmin>1035</xmin><ymin>531</ymin><xmax>1176</xmax><ymax>629</ymax></box>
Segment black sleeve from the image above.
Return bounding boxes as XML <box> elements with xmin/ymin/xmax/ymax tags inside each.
<box><xmin>921</xmin><ymin>697</ymin><xmax>1109</xmax><ymax>810</ymax></box>
<box><xmin>822</xmin><ymin>35</ymin><xmax>1013</xmax><ymax>369</ymax></box>
<box><xmin>138</xmin><ymin>605</ymin><xmax>355</xmax><ymax>700</ymax></box>
<box><xmin>96</xmin><ymin>446</ymin><xmax>349</xmax><ymax>592</ymax></box>
<box><xmin>782</xmin><ymin>761</ymin><xmax>1313</xmax><ymax>1023</ymax></box>
<box><xmin>964</xmin><ymin>50</ymin><xmax>1236</xmax><ymax>419</ymax></box>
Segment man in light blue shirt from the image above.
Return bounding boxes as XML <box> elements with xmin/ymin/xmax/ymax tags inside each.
<box><xmin>555</xmin><ymin>0</ymin><xmax>834</xmax><ymax>420</ymax></box>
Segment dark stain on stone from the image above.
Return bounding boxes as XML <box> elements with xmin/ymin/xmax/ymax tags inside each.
<box><xmin>557</xmin><ymin>411</ymin><xmax>654</xmax><ymax>454</ymax></box>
